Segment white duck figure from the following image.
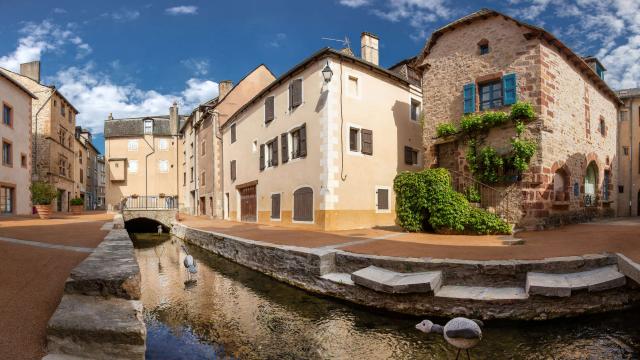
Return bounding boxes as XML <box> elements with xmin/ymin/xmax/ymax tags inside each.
<box><xmin>180</xmin><ymin>245</ymin><xmax>197</xmax><ymax>281</ymax></box>
<box><xmin>416</xmin><ymin>317</ymin><xmax>483</xmax><ymax>360</ymax></box>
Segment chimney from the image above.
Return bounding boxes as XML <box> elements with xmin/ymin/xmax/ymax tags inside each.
<box><xmin>360</xmin><ymin>32</ymin><xmax>379</xmax><ymax>66</ymax></box>
<box><xmin>169</xmin><ymin>101</ymin><xmax>179</xmax><ymax>135</ymax></box>
<box><xmin>20</xmin><ymin>61</ymin><xmax>41</xmax><ymax>83</ymax></box>
<box><xmin>219</xmin><ymin>80</ymin><xmax>233</xmax><ymax>100</ymax></box>
<box><xmin>108</xmin><ymin>113</ymin><xmax>114</xmax><ymax>120</ymax></box>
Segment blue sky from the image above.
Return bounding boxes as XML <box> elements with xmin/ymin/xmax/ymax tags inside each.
<box><xmin>1</xmin><ymin>0</ymin><xmax>639</xmax><ymax>154</ymax></box>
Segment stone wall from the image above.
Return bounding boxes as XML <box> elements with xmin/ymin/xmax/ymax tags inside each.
<box><xmin>122</xmin><ymin>209</ymin><xmax>177</xmax><ymax>229</ymax></box>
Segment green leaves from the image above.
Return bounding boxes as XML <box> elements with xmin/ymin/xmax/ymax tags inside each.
<box><xmin>435</xmin><ymin>102</ymin><xmax>535</xmax><ymax>138</ymax></box>
<box><xmin>30</xmin><ymin>181</ymin><xmax>57</xmax><ymax>205</ymax></box>
<box><xmin>510</xmin><ymin>138</ymin><xmax>537</xmax><ymax>172</ymax></box>
<box><xmin>436</xmin><ymin>123</ymin><xmax>458</xmax><ymax>137</ymax></box>
<box><xmin>510</xmin><ymin>102</ymin><xmax>536</xmax><ymax>121</ymax></box>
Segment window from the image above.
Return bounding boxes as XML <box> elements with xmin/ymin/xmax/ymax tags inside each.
<box><xmin>158</xmin><ymin>139</ymin><xmax>168</xmax><ymax>151</ymax></box>
<box><xmin>348</xmin><ymin>76</ymin><xmax>359</xmax><ymax>97</ymax></box>
<box><xmin>80</xmin><ymin>168</ymin><xmax>84</xmax><ymax>183</ymax></box>
<box><xmin>252</xmin><ymin>140</ymin><xmax>258</xmax><ymax>153</ymax></box>
<box><xmin>271</xmin><ymin>193</ymin><xmax>281</xmax><ymax>220</ymax></box>
<box><xmin>479</xmin><ymin>80</ymin><xmax>503</xmax><ymax>110</ymax></box>
<box><xmin>128</xmin><ymin>160</ymin><xmax>138</xmax><ymax>173</ymax></box>
<box><xmin>190</xmin><ymin>167</ymin><xmax>194</xmax><ymax>182</ymax></box>
<box><xmin>58</xmin><ymin>155</ymin><xmax>68</xmax><ymax>176</ymax></box>
<box><xmin>410</xmin><ymin>99</ymin><xmax>421</xmax><ymax>121</ymax></box>
<box><xmin>158</xmin><ymin>160</ymin><xmax>169</xmax><ymax>173</ymax></box>
<box><xmin>230</xmin><ymin>160</ymin><xmax>236</xmax><ymax>181</ymax></box>
<box><xmin>349</xmin><ymin>127</ymin><xmax>360</xmax><ymax>152</ymax></box>
<box><xmin>69</xmin><ymin>110</ymin><xmax>72</xmax><ymax>123</ymax></box>
<box><xmin>348</xmin><ymin>127</ymin><xmax>373</xmax><ymax>155</ymax></box>
<box><xmin>201</xmin><ymin>140</ymin><xmax>206</xmax><ymax>156</ymax></box>
<box><xmin>2</xmin><ymin>104</ymin><xmax>11</xmax><ymax>127</ymax></box>
<box><xmin>264</xmin><ymin>96</ymin><xmax>275</xmax><ymax>124</ymax></box>
<box><xmin>376</xmin><ymin>187</ymin><xmax>390</xmax><ymax>212</ymax></box>
<box><xmin>200</xmin><ymin>171</ymin><xmax>206</xmax><ymax>186</ymax></box>
<box><xmin>0</xmin><ymin>186</ymin><xmax>13</xmax><ymax>214</ymax></box>
<box><xmin>144</xmin><ymin>119</ymin><xmax>153</xmax><ymax>134</ymax></box>
<box><xmin>79</xmin><ymin>150</ymin><xmax>83</xmax><ymax>164</ymax></box>
<box><xmin>183</xmin><ymin>172</ymin><xmax>186</xmax><ymax>186</ymax></box>
<box><xmin>293</xmin><ymin>187</ymin><xmax>313</xmax><ymax>222</ymax></box>
<box><xmin>61</xmin><ymin>104</ymin><xmax>66</xmax><ymax>116</ymax></box>
<box><xmin>20</xmin><ymin>153</ymin><xmax>26</xmax><ymax>168</ymax></box>
<box><xmin>128</xmin><ymin>140</ymin><xmax>138</xmax><ymax>151</ymax></box>
<box><xmin>266</xmin><ymin>138</ymin><xmax>278</xmax><ymax>168</ymax></box>
<box><xmin>479</xmin><ymin>44</ymin><xmax>489</xmax><ymax>55</ymax></box>
<box><xmin>623</xmin><ymin>146</ymin><xmax>630</xmax><ymax>156</ymax></box>
<box><xmin>2</xmin><ymin>141</ymin><xmax>12</xmax><ymax>166</ymax></box>
<box><xmin>289</xmin><ymin>78</ymin><xmax>303</xmax><ymax>109</ymax></box>
<box><xmin>291</xmin><ymin>124</ymin><xmax>307</xmax><ymax>159</ymax></box>
<box><xmin>599</xmin><ymin>117</ymin><xmax>606</xmax><ymax>136</ymax></box>
<box><xmin>231</xmin><ymin>123</ymin><xmax>237</xmax><ymax>143</ymax></box>
<box><xmin>619</xmin><ymin>185</ymin><xmax>624</xmax><ymax>193</ymax></box>
<box><xmin>404</xmin><ymin>146</ymin><xmax>418</xmax><ymax>165</ymax></box>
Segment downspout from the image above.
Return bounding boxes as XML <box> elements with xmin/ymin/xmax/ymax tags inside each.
<box><xmin>214</xmin><ymin>111</ymin><xmax>224</xmax><ymax>218</ymax></box>
<box><xmin>143</xmin><ymin>133</ymin><xmax>155</xmax><ymax>209</ymax></box>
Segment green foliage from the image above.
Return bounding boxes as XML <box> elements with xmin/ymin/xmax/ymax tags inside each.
<box><xmin>436</xmin><ymin>123</ymin><xmax>458</xmax><ymax>137</ymax></box>
<box><xmin>471</xmin><ymin>146</ymin><xmax>504</xmax><ymax>184</ymax></box>
<box><xmin>510</xmin><ymin>138</ymin><xmax>537</xmax><ymax>172</ymax></box>
<box><xmin>514</xmin><ymin>121</ymin><xmax>525</xmax><ymax>136</ymax></box>
<box><xmin>464</xmin><ymin>186</ymin><xmax>481</xmax><ymax>203</ymax></box>
<box><xmin>394</xmin><ymin>169</ymin><xmax>511</xmax><ymax>235</ymax></box>
<box><xmin>460</xmin><ymin>114</ymin><xmax>484</xmax><ymax>133</ymax></box>
<box><xmin>30</xmin><ymin>181</ymin><xmax>57</xmax><ymax>205</ymax></box>
<box><xmin>482</xmin><ymin>111</ymin><xmax>509</xmax><ymax>128</ymax></box>
<box><xmin>510</xmin><ymin>102</ymin><xmax>535</xmax><ymax>121</ymax></box>
<box><xmin>70</xmin><ymin>197</ymin><xmax>84</xmax><ymax>206</ymax></box>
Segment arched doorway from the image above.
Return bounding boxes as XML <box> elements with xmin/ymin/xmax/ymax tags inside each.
<box><xmin>584</xmin><ymin>162</ymin><xmax>597</xmax><ymax>207</ymax></box>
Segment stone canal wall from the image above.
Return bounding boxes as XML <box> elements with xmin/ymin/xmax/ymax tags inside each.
<box><xmin>173</xmin><ymin>222</ymin><xmax>640</xmax><ymax>320</ymax></box>
<box><xmin>44</xmin><ymin>214</ymin><xmax>146</xmax><ymax>360</ymax></box>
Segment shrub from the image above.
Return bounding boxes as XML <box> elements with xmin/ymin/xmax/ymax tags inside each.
<box><xmin>70</xmin><ymin>197</ymin><xmax>84</xmax><ymax>206</ymax></box>
<box><xmin>460</xmin><ymin>114</ymin><xmax>484</xmax><ymax>133</ymax></box>
<box><xmin>436</xmin><ymin>123</ymin><xmax>458</xmax><ymax>137</ymax></box>
<box><xmin>510</xmin><ymin>138</ymin><xmax>537</xmax><ymax>172</ymax></box>
<box><xmin>510</xmin><ymin>102</ymin><xmax>535</xmax><ymax>121</ymax></box>
<box><xmin>465</xmin><ymin>207</ymin><xmax>512</xmax><ymax>235</ymax></box>
<box><xmin>482</xmin><ymin>111</ymin><xmax>509</xmax><ymax>128</ymax></box>
<box><xmin>30</xmin><ymin>181</ymin><xmax>57</xmax><ymax>205</ymax></box>
<box><xmin>464</xmin><ymin>186</ymin><xmax>481</xmax><ymax>203</ymax></box>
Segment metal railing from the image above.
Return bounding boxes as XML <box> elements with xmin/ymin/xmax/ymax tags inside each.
<box><xmin>122</xmin><ymin>196</ymin><xmax>178</xmax><ymax>210</ymax></box>
<box><xmin>448</xmin><ymin>169</ymin><xmax>519</xmax><ymax>222</ymax></box>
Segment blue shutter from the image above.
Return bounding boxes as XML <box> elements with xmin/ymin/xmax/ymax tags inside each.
<box><xmin>503</xmin><ymin>73</ymin><xmax>517</xmax><ymax>105</ymax></box>
<box><xmin>463</xmin><ymin>83</ymin><xmax>475</xmax><ymax>113</ymax></box>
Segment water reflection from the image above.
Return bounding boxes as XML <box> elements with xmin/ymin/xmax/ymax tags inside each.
<box><xmin>133</xmin><ymin>236</ymin><xmax>640</xmax><ymax>359</ymax></box>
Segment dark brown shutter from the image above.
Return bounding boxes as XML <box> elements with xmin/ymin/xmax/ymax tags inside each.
<box><xmin>361</xmin><ymin>129</ymin><xmax>373</xmax><ymax>155</ymax></box>
<box><xmin>259</xmin><ymin>144</ymin><xmax>265</xmax><ymax>171</ymax></box>
<box><xmin>290</xmin><ymin>79</ymin><xmax>302</xmax><ymax>108</ymax></box>
<box><xmin>230</xmin><ymin>160</ymin><xmax>236</xmax><ymax>181</ymax></box>
<box><xmin>271</xmin><ymin>193</ymin><xmax>281</xmax><ymax>219</ymax></box>
<box><xmin>404</xmin><ymin>146</ymin><xmax>412</xmax><ymax>165</ymax></box>
<box><xmin>293</xmin><ymin>187</ymin><xmax>313</xmax><ymax>221</ymax></box>
<box><xmin>377</xmin><ymin>188</ymin><xmax>389</xmax><ymax>210</ymax></box>
<box><xmin>231</xmin><ymin>123</ymin><xmax>236</xmax><ymax>143</ymax></box>
<box><xmin>271</xmin><ymin>137</ymin><xmax>278</xmax><ymax>166</ymax></box>
<box><xmin>265</xmin><ymin>96</ymin><xmax>274</xmax><ymax>123</ymax></box>
<box><xmin>281</xmin><ymin>133</ymin><xmax>289</xmax><ymax>163</ymax></box>
<box><xmin>299</xmin><ymin>123</ymin><xmax>307</xmax><ymax>157</ymax></box>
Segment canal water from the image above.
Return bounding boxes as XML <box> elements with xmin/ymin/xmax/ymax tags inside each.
<box><xmin>132</xmin><ymin>234</ymin><xmax>640</xmax><ymax>359</ymax></box>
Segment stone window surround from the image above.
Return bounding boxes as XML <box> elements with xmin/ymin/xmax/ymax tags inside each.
<box><xmin>2</xmin><ymin>101</ymin><xmax>13</xmax><ymax>128</ymax></box>
<box><xmin>467</xmin><ymin>72</ymin><xmax>506</xmax><ymax>112</ymax></box>
<box><xmin>2</xmin><ymin>138</ymin><xmax>12</xmax><ymax>167</ymax></box>
<box><xmin>0</xmin><ymin>182</ymin><xmax>16</xmax><ymax>214</ymax></box>
<box><xmin>20</xmin><ymin>152</ymin><xmax>27</xmax><ymax>168</ymax></box>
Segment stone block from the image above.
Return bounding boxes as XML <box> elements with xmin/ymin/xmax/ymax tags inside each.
<box><xmin>435</xmin><ymin>285</ymin><xmax>528</xmax><ymax>301</ymax></box>
<box><xmin>527</xmin><ymin>266</ymin><xmax>626</xmax><ymax>297</ymax></box>
<box><xmin>616</xmin><ymin>253</ymin><xmax>640</xmax><ymax>285</ymax></box>
<box><xmin>351</xmin><ymin>266</ymin><xmax>442</xmax><ymax>294</ymax></box>
<box><xmin>321</xmin><ymin>272</ymin><xmax>355</xmax><ymax>286</ymax></box>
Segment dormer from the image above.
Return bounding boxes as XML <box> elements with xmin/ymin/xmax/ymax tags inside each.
<box><xmin>583</xmin><ymin>56</ymin><xmax>606</xmax><ymax>80</ymax></box>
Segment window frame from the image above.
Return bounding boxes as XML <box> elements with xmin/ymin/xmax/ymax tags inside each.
<box><xmin>128</xmin><ymin>159</ymin><xmax>139</xmax><ymax>174</ymax></box>
<box><xmin>410</xmin><ymin>98</ymin><xmax>421</xmax><ymax>122</ymax></box>
<box><xmin>158</xmin><ymin>160</ymin><xmax>169</xmax><ymax>173</ymax></box>
<box><xmin>143</xmin><ymin>119</ymin><xmax>153</xmax><ymax>135</ymax></box>
<box><xmin>230</xmin><ymin>123</ymin><xmax>237</xmax><ymax>143</ymax></box>
<box><xmin>2</xmin><ymin>103</ymin><xmax>13</xmax><ymax>128</ymax></box>
<box><xmin>346</xmin><ymin>74</ymin><xmax>360</xmax><ymax>99</ymax></box>
<box><xmin>158</xmin><ymin>139</ymin><xmax>169</xmax><ymax>151</ymax></box>
<box><xmin>0</xmin><ymin>185</ymin><xmax>15</xmax><ymax>214</ymax></box>
<box><xmin>478</xmin><ymin>79</ymin><xmax>503</xmax><ymax>111</ymax></box>
<box><xmin>201</xmin><ymin>140</ymin><xmax>206</xmax><ymax>156</ymax></box>
<box><xmin>20</xmin><ymin>153</ymin><xmax>27</xmax><ymax>168</ymax></box>
<box><xmin>128</xmin><ymin>139</ymin><xmax>139</xmax><ymax>152</ymax></box>
<box><xmin>347</xmin><ymin>124</ymin><xmax>362</xmax><ymax>155</ymax></box>
<box><xmin>2</xmin><ymin>139</ymin><xmax>12</xmax><ymax>167</ymax></box>
<box><xmin>404</xmin><ymin>146</ymin><xmax>419</xmax><ymax>166</ymax></box>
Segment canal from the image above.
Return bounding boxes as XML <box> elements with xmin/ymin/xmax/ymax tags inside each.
<box><xmin>132</xmin><ymin>234</ymin><xmax>640</xmax><ymax>359</ymax></box>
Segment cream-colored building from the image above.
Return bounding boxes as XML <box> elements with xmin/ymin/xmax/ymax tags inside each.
<box><xmin>179</xmin><ymin>65</ymin><xmax>275</xmax><ymax>217</ymax></box>
<box><xmin>221</xmin><ymin>34</ymin><xmax>423</xmax><ymax>230</ymax></box>
<box><xmin>73</xmin><ymin>127</ymin><xmax>100</xmax><ymax>209</ymax></box>
<box><xmin>104</xmin><ymin>104</ymin><xmax>183</xmax><ymax>211</ymax></box>
<box><xmin>616</xmin><ymin>88</ymin><xmax>640</xmax><ymax>216</ymax></box>
<box><xmin>0</xmin><ymin>61</ymin><xmax>79</xmax><ymax>212</ymax></box>
<box><xmin>0</xmin><ymin>71</ymin><xmax>36</xmax><ymax>215</ymax></box>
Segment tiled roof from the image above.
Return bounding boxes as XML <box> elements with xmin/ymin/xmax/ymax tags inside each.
<box><xmin>104</xmin><ymin>116</ymin><xmax>184</xmax><ymax>138</ymax></box>
<box><xmin>617</xmin><ymin>88</ymin><xmax>640</xmax><ymax>99</ymax></box>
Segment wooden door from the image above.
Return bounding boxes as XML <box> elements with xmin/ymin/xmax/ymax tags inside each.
<box><xmin>240</xmin><ymin>186</ymin><xmax>257</xmax><ymax>222</ymax></box>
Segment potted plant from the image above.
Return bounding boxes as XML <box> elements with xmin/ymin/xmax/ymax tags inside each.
<box><xmin>30</xmin><ymin>181</ymin><xmax>57</xmax><ymax>219</ymax></box>
<box><xmin>70</xmin><ymin>197</ymin><xmax>84</xmax><ymax>215</ymax></box>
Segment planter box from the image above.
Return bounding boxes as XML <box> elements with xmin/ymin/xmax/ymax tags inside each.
<box><xmin>70</xmin><ymin>205</ymin><xmax>83</xmax><ymax>215</ymax></box>
<box><xmin>35</xmin><ymin>204</ymin><xmax>53</xmax><ymax>219</ymax></box>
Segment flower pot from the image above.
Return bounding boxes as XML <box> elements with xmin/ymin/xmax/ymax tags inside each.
<box><xmin>70</xmin><ymin>205</ymin><xmax>83</xmax><ymax>215</ymax></box>
<box><xmin>35</xmin><ymin>204</ymin><xmax>52</xmax><ymax>219</ymax></box>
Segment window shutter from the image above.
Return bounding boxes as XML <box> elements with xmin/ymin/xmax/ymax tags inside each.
<box><xmin>265</xmin><ymin>96</ymin><xmax>275</xmax><ymax>123</ymax></box>
<box><xmin>290</xmin><ymin>79</ymin><xmax>302</xmax><ymax>108</ymax></box>
<box><xmin>299</xmin><ymin>123</ymin><xmax>307</xmax><ymax>157</ymax></box>
<box><xmin>230</xmin><ymin>160</ymin><xmax>236</xmax><ymax>181</ymax></box>
<box><xmin>377</xmin><ymin>188</ymin><xmax>389</xmax><ymax>210</ymax></box>
<box><xmin>259</xmin><ymin>144</ymin><xmax>265</xmax><ymax>171</ymax></box>
<box><xmin>271</xmin><ymin>194</ymin><xmax>280</xmax><ymax>219</ymax></box>
<box><xmin>231</xmin><ymin>123</ymin><xmax>236</xmax><ymax>143</ymax></box>
<box><xmin>272</xmin><ymin>137</ymin><xmax>278</xmax><ymax>166</ymax></box>
<box><xmin>463</xmin><ymin>83</ymin><xmax>476</xmax><ymax>113</ymax></box>
<box><xmin>281</xmin><ymin>133</ymin><xmax>289</xmax><ymax>163</ymax></box>
<box><xmin>503</xmin><ymin>73</ymin><xmax>517</xmax><ymax>105</ymax></box>
<box><xmin>404</xmin><ymin>146</ymin><xmax>412</xmax><ymax>165</ymax></box>
<box><xmin>361</xmin><ymin>129</ymin><xmax>373</xmax><ymax>155</ymax></box>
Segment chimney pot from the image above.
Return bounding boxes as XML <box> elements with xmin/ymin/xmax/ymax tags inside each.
<box><xmin>20</xmin><ymin>61</ymin><xmax>41</xmax><ymax>83</ymax></box>
<box><xmin>360</xmin><ymin>32</ymin><xmax>379</xmax><ymax>66</ymax></box>
<box><xmin>219</xmin><ymin>80</ymin><xmax>233</xmax><ymax>100</ymax></box>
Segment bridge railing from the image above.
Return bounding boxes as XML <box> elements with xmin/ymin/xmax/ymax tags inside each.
<box><xmin>122</xmin><ymin>196</ymin><xmax>178</xmax><ymax>210</ymax></box>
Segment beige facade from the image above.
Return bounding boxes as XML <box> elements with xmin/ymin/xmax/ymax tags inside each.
<box><xmin>104</xmin><ymin>104</ymin><xmax>183</xmax><ymax>211</ymax></box>
<box><xmin>417</xmin><ymin>10</ymin><xmax>619</xmax><ymax>228</ymax></box>
<box><xmin>616</xmin><ymin>89</ymin><xmax>640</xmax><ymax>216</ymax></box>
<box><xmin>0</xmin><ymin>72</ymin><xmax>35</xmax><ymax>215</ymax></box>
<box><xmin>222</xmin><ymin>40</ymin><xmax>423</xmax><ymax>231</ymax></box>
<box><xmin>73</xmin><ymin>127</ymin><xmax>100</xmax><ymax>209</ymax></box>
<box><xmin>0</xmin><ymin>61</ymin><xmax>79</xmax><ymax>212</ymax></box>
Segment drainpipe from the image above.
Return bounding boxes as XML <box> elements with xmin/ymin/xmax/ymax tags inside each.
<box><xmin>143</xmin><ymin>134</ymin><xmax>155</xmax><ymax>209</ymax></box>
<box><xmin>212</xmin><ymin>111</ymin><xmax>224</xmax><ymax>218</ymax></box>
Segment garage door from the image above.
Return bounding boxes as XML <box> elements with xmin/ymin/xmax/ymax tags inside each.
<box><xmin>239</xmin><ymin>185</ymin><xmax>257</xmax><ymax>222</ymax></box>
<box><xmin>293</xmin><ymin>187</ymin><xmax>313</xmax><ymax>222</ymax></box>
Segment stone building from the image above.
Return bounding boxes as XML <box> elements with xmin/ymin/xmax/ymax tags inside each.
<box><xmin>616</xmin><ymin>88</ymin><xmax>640</xmax><ymax>216</ymax></box>
<box><xmin>416</xmin><ymin>9</ymin><xmax>620</xmax><ymax>228</ymax></box>
<box><xmin>74</xmin><ymin>127</ymin><xmax>100</xmax><ymax>210</ymax></box>
<box><xmin>104</xmin><ymin>104</ymin><xmax>184</xmax><ymax>211</ymax></box>
<box><xmin>97</xmin><ymin>155</ymin><xmax>105</xmax><ymax>210</ymax></box>
<box><xmin>179</xmin><ymin>65</ymin><xmax>275</xmax><ymax>217</ymax></box>
<box><xmin>1</xmin><ymin>61</ymin><xmax>80</xmax><ymax>212</ymax></box>
<box><xmin>0</xmin><ymin>71</ymin><xmax>36</xmax><ymax>215</ymax></box>
<box><xmin>222</xmin><ymin>33</ymin><xmax>423</xmax><ymax>230</ymax></box>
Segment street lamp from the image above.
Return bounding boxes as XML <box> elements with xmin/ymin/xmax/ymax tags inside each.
<box><xmin>322</xmin><ymin>61</ymin><xmax>333</xmax><ymax>83</ymax></box>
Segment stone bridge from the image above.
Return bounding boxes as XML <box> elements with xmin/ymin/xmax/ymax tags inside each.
<box><xmin>121</xmin><ymin>209</ymin><xmax>177</xmax><ymax>230</ymax></box>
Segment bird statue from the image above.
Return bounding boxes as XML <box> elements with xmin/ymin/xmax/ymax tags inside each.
<box><xmin>416</xmin><ymin>317</ymin><xmax>483</xmax><ymax>360</ymax></box>
<box><xmin>180</xmin><ymin>245</ymin><xmax>198</xmax><ymax>282</ymax></box>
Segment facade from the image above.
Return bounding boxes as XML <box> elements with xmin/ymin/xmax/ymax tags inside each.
<box><xmin>179</xmin><ymin>65</ymin><xmax>275</xmax><ymax>217</ymax></box>
<box><xmin>73</xmin><ymin>131</ymin><xmax>87</xmax><ymax>205</ymax></box>
<box><xmin>222</xmin><ymin>34</ymin><xmax>423</xmax><ymax>231</ymax></box>
<box><xmin>0</xmin><ymin>71</ymin><xmax>36</xmax><ymax>215</ymax></box>
<box><xmin>97</xmin><ymin>155</ymin><xmax>105</xmax><ymax>209</ymax></box>
<box><xmin>616</xmin><ymin>88</ymin><xmax>640</xmax><ymax>216</ymax></box>
<box><xmin>104</xmin><ymin>104</ymin><xmax>183</xmax><ymax>211</ymax></box>
<box><xmin>0</xmin><ymin>61</ymin><xmax>80</xmax><ymax>212</ymax></box>
<box><xmin>74</xmin><ymin>127</ymin><xmax>100</xmax><ymax>210</ymax></box>
<box><xmin>417</xmin><ymin>9</ymin><xmax>620</xmax><ymax>228</ymax></box>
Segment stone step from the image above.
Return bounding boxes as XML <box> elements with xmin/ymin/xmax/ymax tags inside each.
<box><xmin>435</xmin><ymin>285</ymin><xmax>528</xmax><ymax>301</ymax></box>
<box><xmin>617</xmin><ymin>253</ymin><xmax>640</xmax><ymax>285</ymax></box>
<box><xmin>526</xmin><ymin>265</ymin><xmax>626</xmax><ymax>297</ymax></box>
<box><xmin>46</xmin><ymin>294</ymin><xmax>146</xmax><ymax>360</ymax></box>
<box><xmin>321</xmin><ymin>272</ymin><xmax>355</xmax><ymax>286</ymax></box>
<box><xmin>351</xmin><ymin>266</ymin><xmax>442</xmax><ymax>294</ymax></box>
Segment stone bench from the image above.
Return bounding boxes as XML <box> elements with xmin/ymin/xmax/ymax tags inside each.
<box><xmin>435</xmin><ymin>285</ymin><xmax>528</xmax><ymax>301</ymax></box>
<box><xmin>526</xmin><ymin>265</ymin><xmax>626</xmax><ymax>297</ymax></box>
<box><xmin>351</xmin><ymin>266</ymin><xmax>442</xmax><ymax>294</ymax></box>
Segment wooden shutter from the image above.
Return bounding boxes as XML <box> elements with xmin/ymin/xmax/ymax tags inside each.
<box><xmin>299</xmin><ymin>123</ymin><xmax>307</xmax><ymax>157</ymax></box>
<box><xmin>271</xmin><ymin>137</ymin><xmax>278</xmax><ymax>166</ymax></box>
<box><xmin>265</xmin><ymin>96</ymin><xmax>275</xmax><ymax>123</ymax></box>
<box><xmin>259</xmin><ymin>144</ymin><xmax>265</xmax><ymax>171</ymax></box>
<box><xmin>231</xmin><ymin>123</ymin><xmax>236</xmax><ymax>143</ymax></box>
<box><xmin>404</xmin><ymin>146</ymin><xmax>413</xmax><ymax>165</ymax></box>
<box><xmin>281</xmin><ymin>133</ymin><xmax>289</xmax><ymax>163</ymax></box>
<box><xmin>271</xmin><ymin>193</ymin><xmax>281</xmax><ymax>219</ymax></box>
<box><xmin>361</xmin><ymin>129</ymin><xmax>373</xmax><ymax>155</ymax></box>
<box><xmin>377</xmin><ymin>188</ymin><xmax>389</xmax><ymax>210</ymax></box>
<box><xmin>290</xmin><ymin>79</ymin><xmax>302</xmax><ymax>108</ymax></box>
<box><xmin>293</xmin><ymin>187</ymin><xmax>313</xmax><ymax>221</ymax></box>
<box><xmin>230</xmin><ymin>160</ymin><xmax>236</xmax><ymax>181</ymax></box>
<box><xmin>503</xmin><ymin>73</ymin><xmax>517</xmax><ymax>105</ymax></box>
<box><xmin>463</xmin><ymin>83</ymin><xmax>476</xmax><ymax>113</ymax></box>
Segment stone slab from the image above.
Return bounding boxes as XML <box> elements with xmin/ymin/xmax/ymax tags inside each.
<box><xmin>526</xmin><ymin>266</ymin><xmax>626</xmax><ymax>297</ymax></box>
<box><xmin>351</xmin><ymin>266</ymin><xmax>442</xmax><ymax>294</ymax></box>
<box><xmin>435</xmin><ymin>285</ymin><xmax>528</xmax><ymax>300</ymax></box>
<box><xmin>617</xmin><ymin>253</ymin><xmax>640</xmax><ymax>285</ymax></box>
<box><xmin>321</xmin><ymin>272</ymin><xmax>355</xmax><ymax>286</ymax></box>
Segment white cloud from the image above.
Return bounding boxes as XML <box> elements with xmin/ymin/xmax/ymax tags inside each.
<box><xmin>102</xmin><ymin>8</ymin><xmax>140</xmax><ymax>22</ymax></box>
<box><xmin>339</xmin><ymin>0</ymin><xmax>370</xmax><ymax>8</ymax></box>
<box><xmin>165</xmin><ymin>5</ymin><xmax>198</xmax><ymax>15</ymax></box>
<box><xmin>266</xmin><ymin>33</ymin><xmax>287</xmax><ymax>48</ymax></box>
<box><xmin>53</xmin><ymin>8</ymin><xmax>67</xmax><ymax>14</ymax></box>
<box><xmin>180</xmin><ymin>58</ymin><xmax>209</xmax><ymax>76</ymax></box>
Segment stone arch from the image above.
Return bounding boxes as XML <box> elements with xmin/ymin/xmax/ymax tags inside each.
<box><xmin>584</xmin><ymin>161</ymin><xmax>598</xmax><ymax>206</ymax></box>
<box><xmin>124</xmin><ymin>217</ymin><xmax>170</xmax><ymax>233</ymax></box>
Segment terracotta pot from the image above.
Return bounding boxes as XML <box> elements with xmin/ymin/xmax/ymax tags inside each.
<box><xmin>35</xmin><ymin>204</ymin><xmax>52</xmax><ymax>219</ymax></box>
<box><xmin>70</xmin><ymin>205</ymin><xmax>83</xmax><ymax>215</ymax></box>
